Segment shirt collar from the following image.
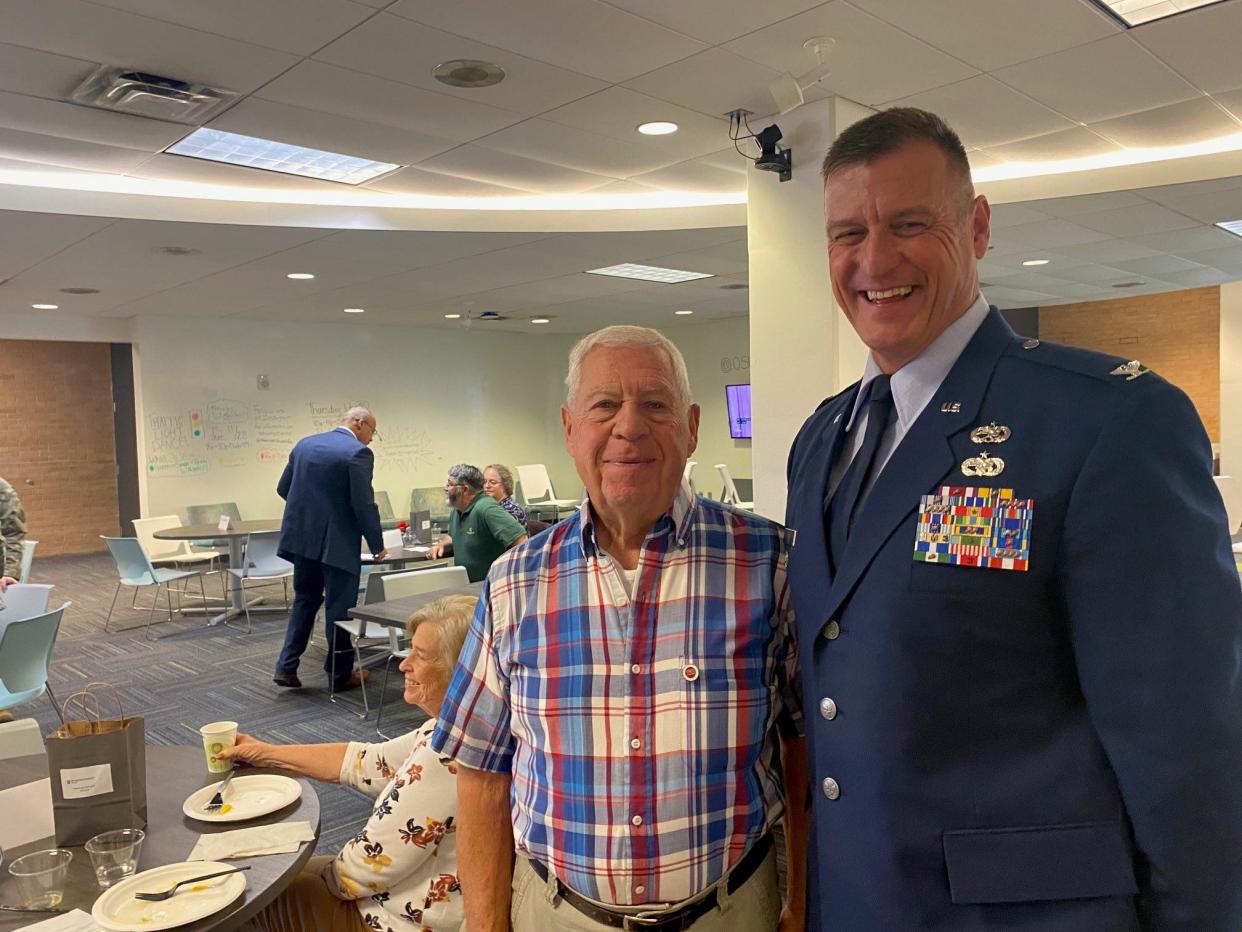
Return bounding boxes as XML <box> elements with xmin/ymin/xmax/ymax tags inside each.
<box><xmin>577</xmin><ymin>479</ymin><xmax>698</xmax><ymax>555</ymax></box>
<box><xmin>332</xmin><ymin>425</ymin><xmax>355</xmax><ymax>437</ymax></box>
<box><xmin>844</xmin><ymin>293</ymin><xmax>991</xmax><ymax>432</ymax></box>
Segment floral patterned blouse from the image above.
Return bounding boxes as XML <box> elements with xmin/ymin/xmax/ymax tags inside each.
<box><xmin>499</xmin><ymin>496</ymin><xmax>527</xmax><ymax>528</ymax></box>
<box><xmin>324</xmin><ymin>719</ymin><xmax>462</xmax><ymax>931</ymax></box>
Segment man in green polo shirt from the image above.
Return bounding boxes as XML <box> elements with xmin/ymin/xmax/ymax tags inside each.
<box><xmin>430</xmin><ymin>463</ymin><xmax>527</xmax><ymax>582</ymax></box>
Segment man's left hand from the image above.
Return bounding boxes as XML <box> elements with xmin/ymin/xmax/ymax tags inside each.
<box><xmin>0</xmin><ymin>576</ymin><xmax>15</xmax><ymax>592</ymax></box>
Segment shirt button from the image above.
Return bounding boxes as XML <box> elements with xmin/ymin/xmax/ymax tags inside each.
<box><xmin>822</xmin><ymin>777</ymin><xmax>840</xmax><ymax>800</ymax></box>
<box><xmin>819</xmin><ymin>698</ymin><xmax>837</xmax><ymax>720</ymax></box>
<box><xmin>823</xmin><ymin>619</ymin><xmax>840</xmax><ymax>640</ymax></box>
<box><xmin>631</xmin><ymin>815</ymin><xmax>643</xmax><ymax>826</ymax></box>
<box><xmin>630</xmin><ymin>738</ymin><xmax>641</xmax><ymax>750</ymax></box>
<box><xmin>630</xmin><ymin>664</ymin><xmax>641</xmax><ymax>674</ymax></box>
<box><xmin>634</xmin><ymin>885</ymin><xmax>645</xmax><ymax>895</ymax></box>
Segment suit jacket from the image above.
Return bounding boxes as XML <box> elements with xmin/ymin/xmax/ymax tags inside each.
<box><xmin>277</xmin><ymin>428</ymin><xmax>383</xmax><ymax>575</ymax></box>
<box><xmin>786</xmin><ymin>309</ymin><xmax>1242</xmax><ymax>931</ymax></box>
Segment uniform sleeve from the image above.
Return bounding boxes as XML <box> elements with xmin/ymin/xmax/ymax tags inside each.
<box><xmin>339</xmin><ymin>731</ymin><xmax>422</xmax><ymax>798</ymax></box>
<box><xmin>429</xmin><ymin>579</ymin><xmax>516</xmax><ymax>772</ymax></box>
<box><xmin>772</xmin><ymin>531</ymin><xmax>803</xmax><ymax>738</ymax></box>
<box><xmin>348</xmin><ymin>446</ymin><xmax>384</xmax><ymax>555</ymax></box>
<box><xmin>328</xmin><ymin>723</ymin><xmax>459</xmax><ymax>901</ymax></box>
<box><xmin>484</xmin><ymin>503</ymin><xmax>525</xmax><ymax>548</ymax></box>
<box><xmin>1</xmin><ymin>488</ymin><xmax>27</xmax><ymax>579</ymax></box>
<box><xmin>1061</xmin><ymin>381</ymin><xmax>1242</xmax><ymax>930</ymax></box>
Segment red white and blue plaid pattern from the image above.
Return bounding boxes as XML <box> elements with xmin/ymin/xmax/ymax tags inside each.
<box><xmin>431</xmin><ymin>484</ymin><xmax>800</xmax><ymax>906</ymax></box>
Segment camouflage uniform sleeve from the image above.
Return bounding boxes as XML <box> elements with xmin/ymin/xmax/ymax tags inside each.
<box><xmin>0</xmin><ymin>479</ymin><xmax>28</xmax><ymax>579</ymax></box>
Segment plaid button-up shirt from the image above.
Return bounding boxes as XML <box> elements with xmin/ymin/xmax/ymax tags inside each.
<box><xmin>431</xmin><ymin>484</ymin><xmax>801</xmax><ymax>906</ymax></box>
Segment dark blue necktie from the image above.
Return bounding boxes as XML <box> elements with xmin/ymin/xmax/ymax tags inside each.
<box><xmin>827</xmin><ymin>375</ymin><xmax>894</xmax><ymax>566</ymax></box>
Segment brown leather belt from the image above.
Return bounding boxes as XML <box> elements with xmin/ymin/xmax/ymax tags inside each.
<box><xmin>528</xmin><ymin>833</ymin><xmax>773</xmax><ymax>931</ymax></box>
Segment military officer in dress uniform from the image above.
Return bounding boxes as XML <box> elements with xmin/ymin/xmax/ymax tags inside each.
<box><xmin>0</xmin><ymin>475</ymin><xmax>27</xmax><ymax>584</ymax></box>
<box><xmin>785</xmin><ymin>107</ymin><xmax>1242</xmax><ymax>931</ymax></box>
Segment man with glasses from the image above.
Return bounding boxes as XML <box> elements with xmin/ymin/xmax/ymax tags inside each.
<box><xmin>430</xmin><ymin>464</ymin><xmax>526</xmax><ymax>582</ymax></box>
<box><xmin>274</xmin><ymin>405</ymin><xmax>386</xmax><ymax>691</ymax></box>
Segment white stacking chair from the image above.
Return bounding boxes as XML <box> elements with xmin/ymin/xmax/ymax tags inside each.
<box><xmin>133</xmin><ymin>515</ymin><xmax>219</xmax><ymax>571</ymax></box>
<box><xmin>18</xmin><ymin>540</ymin><xmax>36</xmax><ymax>583</ymax></box>
<box><xmin>101</xmin><ymin>537</ymin><xmax>205</xmax><ymax>639</ymax></box>
<box><xmin>0</xmin><ymin>603</ymin><xmax>69</xmax><ymax>723</ymax></box>
<box><xmin>684</xmin><ymin>461</ymin><xmax>698</xmax><ymax>496</ymax></box>
<box><xmin>0</xmin><ymin>584</ymin><xmax>54</xmax><ymax>627</ymax></box>
<box><xmin>715</xmin><ymin>464</ymin><xmax>754</xmax><ymax>510</ymax></box>
<box><xmin>0</xmin><ymin>718</ymin><xmax>44</xmax><ymax>760</ymax></box>
<box><xmin>1215</xmin><ymin>476</ymin><xmax>1242</xmax><ymax>538</ymax></box>
<box><xmin>225</xmin><ymin>531</ymin><xmax>293</xmax><ymax>633</ymax></box>
<box><xmin>515</xmin><ymin>464</ymin><xmax>579</xmax><ymax>518</ymax></box>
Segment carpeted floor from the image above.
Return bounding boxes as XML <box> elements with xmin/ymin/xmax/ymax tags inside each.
<box><xmin>13</xmin><ymin>551</ymin><xmax>429</xmax><ymax>856</ymax></box>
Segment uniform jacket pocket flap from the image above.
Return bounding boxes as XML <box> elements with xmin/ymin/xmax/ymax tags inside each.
<box><xmin>943</xmin><ymin>822</ymin><xmax>1137</xmax><ymax>904</ymax></box>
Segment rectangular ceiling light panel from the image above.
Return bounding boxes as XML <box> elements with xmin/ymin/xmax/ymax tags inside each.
<box><xmin>585</xmin><ymin>263</ymin><xmax>714</xmax><ymax>283</ymax></box>
<box><xmin>166</xmin><ymin>128</ymin><xmax>400</xmax><ymax>185</ymax></box>
<box><xmin>1217</xmin><ymin>220</ymin><xmax>1242</xmax><ymax>238</ymax></box>
<box><xmin>1090</xmin><ymin>0</ymin><xmax>1228</xmax><ymax>26</ymax></box>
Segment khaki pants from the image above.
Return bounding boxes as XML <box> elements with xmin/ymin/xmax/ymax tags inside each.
<box><xmin>511</xmin><ymin>847</ymin><xmax>781</xmax><ymax>932</ymax></box>
<box><xmin>240</xmin><ymin>856</ymin><xmax>369</xmax><ymax>932</ymax></box>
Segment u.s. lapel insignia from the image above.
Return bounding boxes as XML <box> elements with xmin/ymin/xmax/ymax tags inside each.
<box><xmin>969</xmin><ymin>421</ymin><xmax>1011</xmax><ymax>444</ymax></box>
<box><xmin>962</xmin><ymin>451</ymin><xmax>1005</xmax><ymax>478</ymax></box>
<box><xmin>1110</xmin><ymin>359</ymin><xmax>1150</xmax><ymax>381</ymax></box>
<box><xmin>940</xmin><ymin>401</ymin><xmax>961</xmax><ymax>413</ymax></box>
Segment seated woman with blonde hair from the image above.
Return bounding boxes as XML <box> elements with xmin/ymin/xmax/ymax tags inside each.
<box><xmin>221</xmin><ymin>594</ymin><xmax>477</xmax><ymax>932</ymax></box>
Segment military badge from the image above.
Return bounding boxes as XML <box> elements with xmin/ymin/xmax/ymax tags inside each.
<box><xmin>1109</xmin><ymin>359</ymin><xmax>1150</xmax><ymax>381</ymax></box>
<box><xmin>961</xmin><ymin>451</ymin><xmax>1004</xmax><ymax>478</ymax></box>
<box><xmin>914</xmin><ymin>486</ymin><xmax>1033</xmax><ymax>571</ymax></box>
<box><xmin>969</xmin><ymin>421</ymin><xmax>1011</xmax><ymax>444</ymax></box>
<box><xmin>940</xmin><ymin>401</ymin><xmax>961</xmax><ymax>413</ymax></box>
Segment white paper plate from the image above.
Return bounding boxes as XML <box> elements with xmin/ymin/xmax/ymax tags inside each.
<box><xmin>182</xmin><ymin>774</ymin><xmax>302</xmax><ymax>823</ymax></box>
<box><xmin>92</xmin><ymin>860</ymin><xmax>246</xmax><ymax>931</ymax></box>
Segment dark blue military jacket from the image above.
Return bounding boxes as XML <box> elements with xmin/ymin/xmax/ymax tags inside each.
<box><xmin>276</xmin><ymin>427</ymin><xmax>383</xmax><ymax>575</ymax></box>
<box><xmin>786</xmin><ymin>309</ymin><xmax>1242</xmax><ymax>931</ymax></box>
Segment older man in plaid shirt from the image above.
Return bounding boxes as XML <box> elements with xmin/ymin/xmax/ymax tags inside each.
<box><xmin>432</xmin><ymin>325</ymin><xmax>807</xmax><ymax>932</ymax></box>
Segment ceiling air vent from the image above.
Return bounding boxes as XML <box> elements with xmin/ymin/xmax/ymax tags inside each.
<box><xmin>69</xmin><ymin>66</ymin><xmax>237</xmax><ymax>124</ymax></box>
<box><xmin>477</xmin><ymin>311</ymin><xmax>508</xmax><ymax>321</ymax></box>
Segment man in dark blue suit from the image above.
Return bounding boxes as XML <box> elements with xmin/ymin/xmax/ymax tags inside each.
<box><xmin>785</xmin><ymin>107</ymin><xmax>1242</xmax><ymax>930</ymax></box>
<box><xmin>274</xmin><ymin>405</ymin><xmax>386</xmax><ymax>691</ymax></box>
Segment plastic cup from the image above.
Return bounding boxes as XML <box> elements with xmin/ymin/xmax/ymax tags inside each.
<box><xmin>85</xmin><ymin>828</ymin><xmax>145</xmax><ymax>888</ymax></box>
<box><xmin>200</xmin><ymin>720</ymin><xmax>238</xmax><ymax>773</ymax></box>
<box><xmin>8</xmin><ymin>848</ymin><xmax>72</xmax><ymax>909</ymax></box>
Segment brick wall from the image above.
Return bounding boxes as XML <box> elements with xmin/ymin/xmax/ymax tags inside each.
<box><xmin>0</xmin><ymin>339</ymin><xmax>119</xmax><ymax>556</ymax></box>
<box><xmin>1038</xmin><ymin>286</ymin><xmax>1220</xmax><ymax>441</ymax></box>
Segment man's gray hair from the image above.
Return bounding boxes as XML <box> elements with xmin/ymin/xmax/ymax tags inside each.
<box><xmin>448</xmin><ymin>463</ymin><xmax>484</xmax><ymax>493</ymax></box>
<box><xmin>341</xmin><ymin>405</ymin><xmax>373</xmax><ymax>425</ymax></box>
<box><xmin>565</xmin><ymin>325</ymin><xmax>693</xmax><ymax>410</ymax></box>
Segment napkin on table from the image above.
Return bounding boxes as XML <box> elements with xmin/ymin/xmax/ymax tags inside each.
<box><xmin>13</xmin><ymin>910</ymin><xmax>101</xmax><ymax>931</ymax></box>
<box><xmin>188</xmin><ymin>821</ymin><xmax>316</xmax><ymax>861</ymax></box>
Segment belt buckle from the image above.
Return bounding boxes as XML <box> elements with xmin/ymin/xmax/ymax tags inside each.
<box><xmin>622</xmin><ymin>908</ymin><xmax>672</xmax><ymax>930</ymax></box>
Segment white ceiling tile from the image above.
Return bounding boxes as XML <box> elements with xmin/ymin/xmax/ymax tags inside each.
<box><xmin>1129</xmin><ymin>225</ymin><xmax>1242</xmax><ymax>254</ymax></box>
<box><xmin>0</xmin><ymin>91</ymin><xmax>187</xmax><ymax>151</ymax></box>
<box><xmin>313</xmin><ymin>13</ymin><xmax>607</xmax><ymax>115</ymax></box>
<box><xmin>887</xmin><ymin>75</ymin><xmax>1075</xmax><ymax>148</ymax></box>
<box><xmin>1212</xmin><ymin>87</ymin><xmax>1242</xmax><ymax>122</ymax></box>
<box><xmin>601</xmin><ymin>0</ymin><xmax>825</xmax><ymax>45</ymax></box>
<box><xmin>724</xmin><ymin>1</ymin><xmax>978</xmax><ymax>106</ymax></box>
<box><xmin>417</xmin><ymin>145</ymin><xmax>614</xmax><ymax>194</ymax></box>
<box><xmin>0</xmin><ymin>211</ymin><xmax>115</xmax><ymax>279</ymax></box>
<box><xmin>0</xmin><ymin>127</ymin><xmax>154</xmax><ymax>172</ymax></box>
<box><xmin>1001</xmin><ymin>219</ymin><xmax>1113</xmax><ymax>248</ymax></box>
<box><xmin>1050</xmin><ymin>263</ymin><xmax>1143</xmax><ymax>284</ymax></box>
<box><xmin>1173</xmin><ymin>245</ymin><xmax>1242</xmax><ymax>274</ymax></box>
<box><xmin>83</xmin><ymin>0</ymin><xmax>377</xmax><ymax>56</ymax></box>
<box><xmin>1138</xmin><ymin>179</ymin><xmax>1242</xmax><ymax>222</ymax></box>
<box><xmin>695</xmin><ymin>148</ymin><xmax>751</xmax><ymax>175</ymax></box>
<box><xmin>210</xmin><ymin>98</ymin><xmax>456</xmax><ymax>167</ymax></box>
<box><xmin>1132</xmin><ymin>0</ymin><xmax>1242</xmax><ymax>93</ymax></box>
<box><xmin>987</xmin><ymin>203</ymin><xmax>1053</xmax><ymax>229</ymax></box>
<box><xmin>623</xmin><ymin>48</ymin><xmax>785</xmax><ymax>120</ymax></box>
<box><xmin>1044</xmin><ymin>239</ymin><xmax>1162</xmax><ymax>263</ymax></box>
<box><xmin>979</xmin><ymin>269</ymin><xmax>1075</xmax><ymax>290</ymax></box>
<box><xmin>1110</xmin><ymin>254</ymin><xmax>1206</xmax><ymax>275</ymax></box>
<box><xmin>0</xmin><ymin>0</ymin><xmax>300</xmax><ymax>94</ymax></box>
<box><xmin>983</xmin><ymin>127</ymin><xmax>1124</xmax><ymax>163</ymax></box>
<box><xmin>539</xmin><ymin>87</ymin><xmax>731</xmax><ymax>161</ymax></box>
<box><xmin>994</xmin><ymin>34</ymin><xmax>1199</xmax><ymax>123</ymax></box>
<box><xmin>1088</xmin><ymin>97</ymin><xmax>1240</xmax><ymax>147</ymax></box>
<box><xmin>628</xmin><ymin>158</ymin><xmax>749</xmax><ymax>194</ymax></box>
<box><xmin>476</xmin><ymin>119</ymin><xmax>683</xmax><ymax>178</ymax></box>
<box><xmin>1031</xmin><ymin>282</ymin><xmax>1116</xmax><ymax>300</ymax></box>
<box><xmin>1071</xmin><ymin>202</ymin><xmax>1201</xmax><ymax>236</ymax></box>
<box><xmin>127</xmin><ymin>152</ymin><xmax>354</xmax><ymax>191</ymax></box>
<box><xmin>1028</xmin><ymin>191</ymin><xmax>1150</xmax><ymax>217</ymax></box>
<box><xmin>586</xmin><ymin>179</ymin><xmax>667</xmax><ymax>196</ymax></box>
<box><xmin>363</xmin><ymin>166</ymin><xmax>531</xmax><ymax>197</ymax></box>
<box><xmin>848</xmin><ymin>0</ymin><xmax>1119</xmax><ymax>71</ymax></box>
<box><xmin>257</xmin><ymin>62</ymin><xmax>525</xmax><ymax>142</ymax></box>
<box><xmin>387</xmin><ymin>0</ymin><xmax>707</xmax><ymax>84</ymax></box>
<box><xmin>0</xmin><ymin>42</ymin><xmax>96</xmax><ymax>101</ymax></box>
<box><xmin>967</xmin><ymin>148</ymin><xmax>1007</xmax><ymax>170</ymax></box>
<box><xmin>983</xmin><ymin>285</ymin><xmax>1058</xmax><ymax>307</ymax></box>
<box><xmin>1160</xmin><ymin>266</ymin><xmax>1237</xmax><ymax>286</ymax></box>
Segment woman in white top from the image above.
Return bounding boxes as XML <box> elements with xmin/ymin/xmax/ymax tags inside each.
<box><xmin>224</xmin><ymin>594</ymin><xmax>477</xmax><ymax>932</ymax></box>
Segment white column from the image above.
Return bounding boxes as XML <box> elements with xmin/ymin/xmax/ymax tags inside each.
<box><xmin>1221</xmin><ymin>282</ymin><xmax>1242</xmax><ymax>476</ymax></box>
<box><xmin>748</xmin><ymin>96</ymin><xmax>873</xmax><ymax>520</ymax></box>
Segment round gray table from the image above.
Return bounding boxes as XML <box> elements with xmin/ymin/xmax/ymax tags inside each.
<box><xmin>0</xmin><ymin>746</ymin><xmax>320</xmax><ymax>931</ymax></box>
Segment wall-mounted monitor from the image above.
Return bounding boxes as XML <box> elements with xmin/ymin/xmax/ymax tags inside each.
<box><xmin>725</xmin><ymin>383</ymin><xmax>752</xmax><ymax>440</ymax></box>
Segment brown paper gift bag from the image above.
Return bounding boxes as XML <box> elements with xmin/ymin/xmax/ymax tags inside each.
<box><xmin>45</xmin><ymin>683</ymin><xmax>147</xmax><ymax>845</ymax></box>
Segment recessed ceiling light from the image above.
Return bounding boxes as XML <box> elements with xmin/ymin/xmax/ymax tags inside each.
<box><xmin>286</xmin><ymin>272</ymin><xmax>315</xmax><ymax>280</ymax></box>
<box><xmin>1022</xmin><ymin>259</ymin><xmax>1050</xmax><ymax>267</ymax></box>
<box><xmin>432</xmin><ymin>59</ymin><xmax>506</xmax><ymax>88</ymax></box>
<box><xmin>477</xmin><ymin>311</ymin><xmax>507</xmax><ymax>320</ymax></box>
<box><xmin>675</xmin><ymin>309</ymin><xmax>694</xmax><ymax>316</ymax></box>
<box><xmin>530</xmin><ymin>317</ymin><xmax>550</xmax><ymax>324</ymax></box>
<box><xmin>343</xmin><ymin>308</ymin><xmax>365</xmax><ymax>314</ymax></box>
<box><xmin>444</xmin><ymin>313</ymin><xmax>462</xmax><ymax>319</ymax></box>
<box><xmin>585</xmin><ymin>263</ymin><xmax>713</xmax><ymax>284</ymax></box>
<box><xmin>166</xmin><ymin>128</ymin><xmax>401</xmax><ymax>185</ymax></box>
<box><xmin>1217</xmin><ymin>220</ymin><xmax>1242</xmax><ymax>238</ymax></box>
<box><xmin>1087</xmin><ymin>0</ymin><xmax>1227</xmax><ymax>26</ymax></box>
<box><xmin>32</xmin><ymin>303</ymin><xmax>58</xmax><ymax>310</ymax></box>
<box><xmin>637</xmin><ymin>121</ymin><xmax>679</xmax><ymax>136</ymax></box>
